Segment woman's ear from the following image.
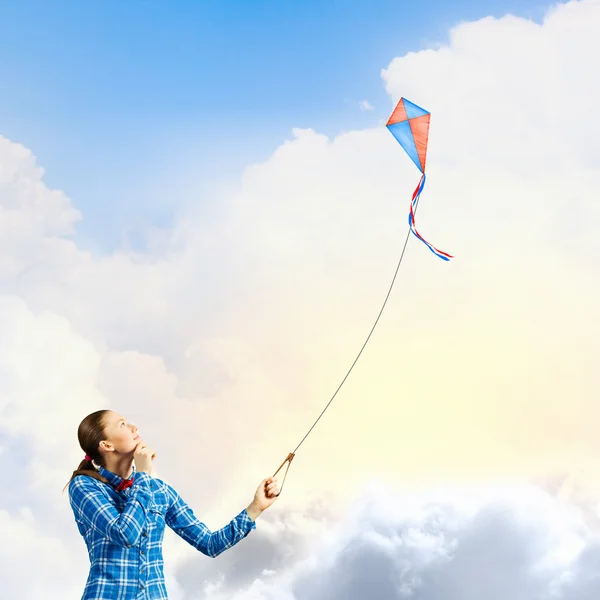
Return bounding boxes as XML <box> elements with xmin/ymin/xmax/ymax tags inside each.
<box><xmin>99</xmin><ymin>440</ymin><xmax>113</xmax><ymax>453</ymax></box>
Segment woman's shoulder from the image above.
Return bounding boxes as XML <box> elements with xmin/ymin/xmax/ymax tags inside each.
<box><xmin>148</xmin><ymin>475</ymin><xmax>181</xmax><ymax>500</ymax></box>
<box><xmin>148</xmin><ymin>475</ymin><xmax>172</xmax><ymax>492</ymax></box>
<box><xmin>68</xmin><ymin>473</ymin><xmax>109</xmax><ymax>497</ymax></box>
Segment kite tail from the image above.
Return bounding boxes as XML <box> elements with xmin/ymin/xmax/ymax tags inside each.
<box><xmin>408</xmin><ymin>174</ymin><xmax>453</xmax><ymax>261</ymax></box>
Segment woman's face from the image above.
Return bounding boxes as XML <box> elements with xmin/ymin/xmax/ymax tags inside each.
<box><xmin>100</xmin><ymin>410</ymin><xmax>141</xmax><ymax>455</ymax></box>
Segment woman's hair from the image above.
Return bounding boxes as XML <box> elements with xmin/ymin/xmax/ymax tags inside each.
<box><xmin>64</xmin><ymin>409</ymin><xmax>111</xmax><ymax>490</ymax></box>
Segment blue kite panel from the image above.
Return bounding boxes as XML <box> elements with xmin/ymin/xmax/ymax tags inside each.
<box><xmin>403</xmin><ymin>98</ymin><xmax>430</xmax><ymax>120</ymax></box>
<box><xmin>387</xmin><ymin>121</ymin><xmax>421</xmax><ymax>172</ymax></box>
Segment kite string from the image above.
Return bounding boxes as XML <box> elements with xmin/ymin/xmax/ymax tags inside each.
<box><xmin>290</xmin><ymin>183</ymin><xmax>424</xmax><ymax>456</ymax></box>
<box><xmin>272</xmin><ymin>182</ymin><xmax>426</xmax><ymax>497</ymax></box>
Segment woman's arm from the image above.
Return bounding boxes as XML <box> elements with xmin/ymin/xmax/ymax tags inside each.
<box><xmin>68</xmin><ymin>473</ymin><xmax>154</xmax><ymax>547</ymax></box>
<box><xmin>164</xmin><ymin>477</ymin><xmax>279</xmax><ymax>557</ymax></box>
<box><xmin>164</xmin><ymin>484</ymin><xmax>256</xmax><ymax>558</ymax></box>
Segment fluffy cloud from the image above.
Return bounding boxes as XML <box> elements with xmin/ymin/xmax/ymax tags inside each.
<box><xmin>0</xmin><ymin>508</ymin><xmax>85</xmax><ymax>600</ymax></box>
<box><xmin>1</xmin><ymin>0</ymin><xmax>600</xmax><ymax>598</ymax></box>
<box><xmin>287</xmin><ymin>483</ymin><xmax>593</xmax><ymax>600</ymax></box>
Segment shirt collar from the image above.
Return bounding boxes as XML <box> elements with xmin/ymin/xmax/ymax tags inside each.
<box><xmin>98</xmin><ymin>464</ymin><xmax>137</xmax><ymax>489</ymax></box>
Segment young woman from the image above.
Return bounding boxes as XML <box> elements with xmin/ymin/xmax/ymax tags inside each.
<box><xmin>66</xmin><ymin>409</ymin><xmax>279</xmax><ymax>599</ymax></box>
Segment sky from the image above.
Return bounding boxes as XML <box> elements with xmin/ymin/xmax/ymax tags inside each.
<box><xmin>0</xmin><ymin>0</ymin><xmax>549</xmax><ymax>251</ymax></box>
<box><xmin>1</xmin><ymin>0</ymin><xmax>600</xmax><ymax>598</ymax></box>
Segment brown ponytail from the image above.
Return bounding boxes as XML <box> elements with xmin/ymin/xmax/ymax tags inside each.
<box><xmin>63</xmin><ymin>409</ymin><xmax>111</xmax><ymax>491</ymax></box>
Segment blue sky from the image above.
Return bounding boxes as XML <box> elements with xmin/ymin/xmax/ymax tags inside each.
<box><xmin>0</xmin><ymin>0</ymin><xmax>549</xmax><ymax>251</ymax></box>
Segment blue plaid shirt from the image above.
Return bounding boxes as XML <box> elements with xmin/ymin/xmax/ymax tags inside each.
<box><xmin>68</xmin><ymin>466</ymin><xmax>256</xmax><ymax>599</ymax></box>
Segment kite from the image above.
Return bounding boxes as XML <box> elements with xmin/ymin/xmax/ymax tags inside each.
<box><xmin>271</xmin><ymin>97</ymin><xmax>452</xmax><ymax>495</ymax></box>
<box><xmin>386</xmin><ymin>97</ymin><xmax>452</xmax><ymax>261</ymax></box>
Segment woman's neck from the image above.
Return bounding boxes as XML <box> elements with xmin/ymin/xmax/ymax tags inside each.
<box><xmin>103</xmin><ymin>455</ymin><xmax>134</xmax><ymax>480</ymax></box>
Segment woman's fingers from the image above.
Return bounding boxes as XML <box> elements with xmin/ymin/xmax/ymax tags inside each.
<box><xmin>265</xmin><ymin>479</ymin><xmax>279</xmax><ymax>496</ymax></box>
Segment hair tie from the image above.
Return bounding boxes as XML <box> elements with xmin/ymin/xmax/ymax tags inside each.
<box><xmin>84</xmin><ymin>454</ymin><xmax>93</xmax><ymax>461</ymax></box>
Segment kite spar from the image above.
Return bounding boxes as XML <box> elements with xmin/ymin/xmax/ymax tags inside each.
<box><xmin>271</xmin><ymin>97</ymin><xmax>452</xmax><ymax>495</ymax></box>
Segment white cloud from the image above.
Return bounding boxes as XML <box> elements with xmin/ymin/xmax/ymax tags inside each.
<box><xmin>359</xmin><ymin>99</ymin><xmax>374</xmax><ymax>111</ymax></box>
<box><xmin>0</xmin><ymin>508</ymin><xmax>86</xmax><ymax>599</ymax></box>
<box><xmin>1</xmin><ymin>0</ymin><xmax>600</xmax><ymax>598</ymax></box>
<box><xmin>0</xmin><ymin>293</ymin><xmax>107</xmax><ymax>500</ymax></box>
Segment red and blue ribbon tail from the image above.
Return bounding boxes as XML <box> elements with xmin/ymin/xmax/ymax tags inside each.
<box><xmin>408</xmin><ymin>173</ymin><xmax>453</xmax><ymax>261</ymax></box>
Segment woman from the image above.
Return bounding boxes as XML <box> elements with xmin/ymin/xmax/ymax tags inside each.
<box><xmin>66</xmin><ymin>409</ymin><xmax>279</xmax><ymax>599</ymax></box>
